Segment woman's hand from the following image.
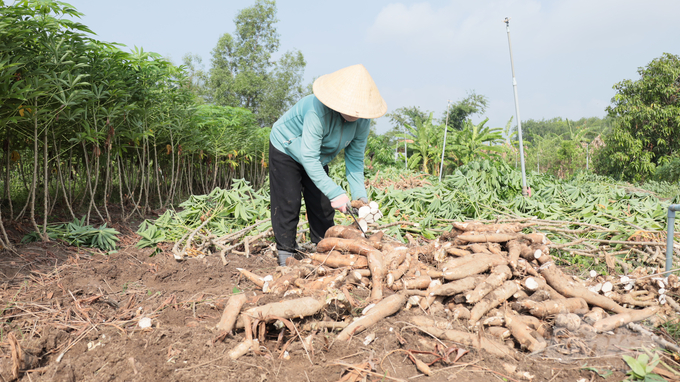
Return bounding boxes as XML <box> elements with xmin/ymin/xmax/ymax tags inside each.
<box><xmin>330</xmin><ymin>194</ymin><xmax>350</xmax><ymax>213</ymax></box>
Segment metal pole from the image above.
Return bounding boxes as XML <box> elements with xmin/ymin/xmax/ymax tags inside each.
<box><xmin>504</xmin><ymin>17</ymin><xmax>528</xmax><ymax>196</ymax></box>
<box><xmin>439</xmin><ymin>100</ymin><xmax>451</xmax><ymax>182</ymax></box>
<box><xmin>404</xmin><ymin>137</ymin><xmax>407</xmax><ymax>169</ymax></box>
<box><xmin>666</xmin><ymin>204</ymin><xmax>680</xmax><ymax>272</ymax></box>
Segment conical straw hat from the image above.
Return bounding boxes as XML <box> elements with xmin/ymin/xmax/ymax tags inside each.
<box><xmin>313</xmin><ymin>64</ymin><xmax>387</xmax><ymax>119</ymax></box>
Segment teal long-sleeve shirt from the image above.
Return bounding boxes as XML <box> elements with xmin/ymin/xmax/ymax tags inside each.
<box><xmin>270</xmin><ymin>95</ymin><xmax>369</xmax><ymax>201</ymax></box>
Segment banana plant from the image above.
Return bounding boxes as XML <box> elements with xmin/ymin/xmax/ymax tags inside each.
<box><xmin>446</xmin><ymin>118</ymin><xmax>505</xmax><ymax>166</ymax></box>
<box><xmin>401</xmin><ymin>112</ymin><xmax>444</xmax><ymax>174</ymax></box>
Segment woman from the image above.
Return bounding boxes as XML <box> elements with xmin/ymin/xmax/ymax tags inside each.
<box><xmin>269</xmin><ymin>64</ymin><xmax>387</xmax><ymax>266</ymax></box>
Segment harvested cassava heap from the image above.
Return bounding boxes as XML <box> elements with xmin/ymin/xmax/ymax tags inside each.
<box><xmin>223</xmin><ymin>220</ymin><xmax>679</xmax><ymax>365</ymax></box>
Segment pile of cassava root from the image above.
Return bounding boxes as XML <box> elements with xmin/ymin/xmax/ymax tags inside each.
<box><xmin>217</xmin><ymin>220</ymin><xmax>680</xmax><ymax>362</ymax></box>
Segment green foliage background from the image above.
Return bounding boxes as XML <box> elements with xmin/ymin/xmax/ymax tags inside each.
<box><xmin>4</xmin><ymin>1</ymin><xmax>679</xmax><ymax>256</ymax></box>
<box><xmin>595</xmin><ymin>53</ymin><xmax>680</xmax><ymax>182</ymax></box>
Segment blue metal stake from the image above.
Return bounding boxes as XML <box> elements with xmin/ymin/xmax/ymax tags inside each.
<box><xmin>667</xmin><ymin>204</ymin><xmax>680</xmax><ymax>272</ymax></box>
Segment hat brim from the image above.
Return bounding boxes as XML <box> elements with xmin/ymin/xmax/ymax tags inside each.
<box><xmin>312</xmin><ymin>64</ymin><xmax>387</xmax><ymax>119</ymax></box>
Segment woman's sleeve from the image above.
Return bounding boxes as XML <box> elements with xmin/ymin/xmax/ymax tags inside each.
<box><xmin>344</xmin><ymin>120</ymin><xmax>369</xmax><ymax>200</ymax></box>
<box><xmin>299</xmin><ymin>111</ymin><xmax>345</xmax><ymax>200</ymax></box>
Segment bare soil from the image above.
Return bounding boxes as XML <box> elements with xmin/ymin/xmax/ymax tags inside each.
<box><xmin>0</xmin><ymin>229</ymin><xmax>673</xmax><ymax>381</ymax></box>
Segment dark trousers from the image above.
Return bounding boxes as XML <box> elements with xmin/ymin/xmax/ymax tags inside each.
<box><xmin>269</xmin><ymin>142</ymin><xmax>335</xmax><ymax>253</ymax></box>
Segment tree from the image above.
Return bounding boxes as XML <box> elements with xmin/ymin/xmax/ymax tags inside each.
<box><xmin>257</xmin><ymin>50</ymin><xmax>306</xmax><ymax>126</ymax></box>
<box><xmin>522</xmin><ymin>116</ymin><xmax>610</xmax><ymax>144</ymax></box>
<box><xmin>181</xmin><ymin>53</ymin><xmax>210</xmax><ymax>103</ymax></box>
<box><xmin>385</xmin><ymin>106</ymin><xmax>430</xmax><ymax>131</ymax></box>
<box><xmin>442</xmin><ymin>91</ymin><xmax>488</xmax><ymax>131</ymax></box>
<box><xmin>208</xmin><ymin>0</ymin><xmax>306</xmax><ymax>126</ymax></box>
<box><xmin>595</xmin><ymin>53</ymin><xmax>680</xmax><ymax>181</ymax></box>
<box><xmin>402</xmin><ymin>113</ymin><xmax>443</xmax><ymax>174</ymax></box>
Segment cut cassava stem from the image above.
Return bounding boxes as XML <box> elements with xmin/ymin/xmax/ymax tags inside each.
<box><xmin>451</xmin><ymin>221</ymin><xmax>536</xmax><ymax>233</ymax></box>
<box><xmin>457</xmin><ymin>233</ymin><xmax>520</xmax><ymax>243</ymax></box>
<box><xmin>336</xmin><ymin>293</ymin><xmax>407</xmax><ymax>341</ymax></box>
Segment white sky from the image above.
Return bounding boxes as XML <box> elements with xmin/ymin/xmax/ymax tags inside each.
<box><xmin>56</xmin><ymin>0</ymin><xmax>680</xmax><ymax>133</ymax></box>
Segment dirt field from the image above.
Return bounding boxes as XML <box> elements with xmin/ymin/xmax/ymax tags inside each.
<box><xmin>0</xmin><ymin>228</ymin><xmax>673</xmax><ymax>381</ymax></box>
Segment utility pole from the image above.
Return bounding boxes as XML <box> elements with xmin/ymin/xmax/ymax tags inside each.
<box><xmin>404</xmin><ymin>136</ymin><xmax>408</xmax><ymax>169</ymax></box>
<box><xmin>504</xmin><ymin>17</ymin><xmax>529</xmax><ymax>196</ymax></box>
<box><xmin>439</xmin><ymin>100</ymin><xmax>451</xmax><ymax>182</ymax></box>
